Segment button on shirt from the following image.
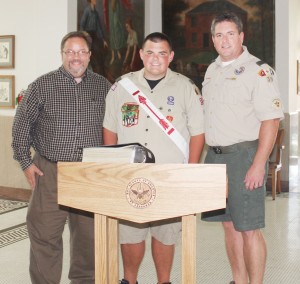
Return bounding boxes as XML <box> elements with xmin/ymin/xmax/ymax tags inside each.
<box><xmin>202</xmin><ymin>46</ymin><xmax>284</xmax><ymax>146</ymax></box>
<box><xmin>12</xmin><ymin>66</ymin><xmax>111</xmax><ymax>170</ymax></box>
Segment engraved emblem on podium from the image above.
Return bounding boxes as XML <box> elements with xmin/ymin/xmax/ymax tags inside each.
<box><xmin>126</xmin><ymin>178</ymin><xmax>156</xmax><ymax>208</ymax></box>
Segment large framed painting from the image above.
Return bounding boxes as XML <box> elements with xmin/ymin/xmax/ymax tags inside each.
<box><xmin>77</xmin><ymin>0</ymin><xmax>144</xmax><ymax>83</ymax></box>
<box><xmin>163</xmin><ymin>0</ymin><xmax>275</xmax><ymax>90</ymax></box>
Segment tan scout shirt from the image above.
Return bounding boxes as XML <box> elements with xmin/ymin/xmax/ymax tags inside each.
<box><xmin>202</xmin><ymin>46</ymin><xmax>284</xmax><ymax>146</ymax></box>
<box><xmin>103</xmin><ymin>68</ymin><xmax>204</xmax><ymax>163</ymax></box>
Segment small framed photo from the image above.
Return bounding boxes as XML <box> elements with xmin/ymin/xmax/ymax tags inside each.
<box><xmin>0</xmin><ymin>35</ymin><xmax>15</xmax><ymax>68</ymax></box>
<box><xmin>0</xmin><ymin>75</ymin><xmax>15</xmax><ymax>108</ymax></box>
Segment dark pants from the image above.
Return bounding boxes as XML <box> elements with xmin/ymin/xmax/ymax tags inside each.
<box><xmin>202</xmin><ymin>143</ymin><xmax>267</xmax><ymax>232</ymax></box>
<box><xmin>27</xmin><ymin>153</ymin><xmax>95</xmax><ymax>284</ymax></box>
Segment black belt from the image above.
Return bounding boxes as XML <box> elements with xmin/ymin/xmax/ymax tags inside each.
<box><xmin>210</xmin><ymin>140</ymin><xmax>258</xmax><ymax>154</ymax></box>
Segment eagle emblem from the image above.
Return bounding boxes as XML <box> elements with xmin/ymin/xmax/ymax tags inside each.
<box><xmin>126</xmin><ymin>178</ymin><xmax>156</xmax><ymax>208</ymax></box>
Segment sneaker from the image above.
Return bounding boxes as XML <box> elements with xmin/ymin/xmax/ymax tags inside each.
<box><xmin>119</xmin><ymin>279</ymin><xmax>138</xmax><ymax>284</ymax></box>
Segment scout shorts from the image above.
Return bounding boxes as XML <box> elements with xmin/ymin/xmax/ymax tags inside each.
<box><xmin>119</xmin><ymin>218</ymin><xmax>181</xmax><ymax>245</ymax></box>
<box><xmin>201</xmin><ymin>144</ymin><xmax>267</xmax><ymax>232</ymax></box>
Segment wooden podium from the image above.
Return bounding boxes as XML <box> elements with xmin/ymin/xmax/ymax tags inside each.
<box><xmin>58</xmin><ymin>162</ymin><xmax>226</xmax><ymax>284</ymax></box>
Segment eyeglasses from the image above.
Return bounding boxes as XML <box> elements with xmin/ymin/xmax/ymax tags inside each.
<box><xmin>62</xmin><ymin>50</ymin><xmax>90</xmax><ymax>57</ymax></box>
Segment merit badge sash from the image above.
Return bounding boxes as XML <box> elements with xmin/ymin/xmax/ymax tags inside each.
<box><xmin>118</xmin><ymin>77</ymin><xmax>189</xmax><ymax>163</ymax></box>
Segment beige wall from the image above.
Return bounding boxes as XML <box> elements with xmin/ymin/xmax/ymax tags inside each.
<box><xmin>0</xmin><ymin>115</ymin><xmax>30</xmax><ymax>189</ymax></box>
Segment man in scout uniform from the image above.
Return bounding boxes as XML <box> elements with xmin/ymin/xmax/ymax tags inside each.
<box><xmin>103</xmin><ymin>32</ymin><xmax>205</xmax><ymax>284</ymax></box>
<box><xmin>201</xmin><ymin>12</ymin><xmax>284</xmax><ymax>284</ymax></box>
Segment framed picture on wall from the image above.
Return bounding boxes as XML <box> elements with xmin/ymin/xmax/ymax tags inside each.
<box><xmin>0</xmin><ymin>75</ymin><xmax>15</xmax><ymax>108</ymax></box>
<box><xmin>297</xmin><ymin>60</ymin><xmax>300</xmax><ymax>95</ymax></box>
<box><xmin>77</xmin><ymin>0</ymin><xmax>145</xmax><ymax>83</ymax></box>
<box><xmin>0</xmin><ymin>35</ymin><xmax>15</xmax><ymax>68</ymax></box>
<box><xmin>162</xmin><ymin>0</ymin><xmax>275</xmax><ymax>91</ymax></box>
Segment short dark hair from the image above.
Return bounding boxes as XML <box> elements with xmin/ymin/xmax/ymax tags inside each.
<box><xmin>211</xmin><ymin>12</ymin><xmax>243</xmax><ymax>36</ymax></box>
<box><xmin>142</xmin><ymin>32</ymin><xmax>173</xmax><ymax>51</ymax></box>
<box><xmin>60</xmin><ymin>31</ymin><xmax>92</xmax><ymax>51</ymax></box>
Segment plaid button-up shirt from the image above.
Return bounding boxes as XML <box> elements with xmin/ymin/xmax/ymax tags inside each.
<box><xmin>12</xmin><ymin>66</ymin><xmax>111</xmax><ymax>170</ymax></box>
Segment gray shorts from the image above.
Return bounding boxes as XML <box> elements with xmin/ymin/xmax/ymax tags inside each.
<box><xmin>201</xmin><ymin>143</ymin><xmax>267</xmax><ymax>232</ymax></box>
<box><xmin>119</xmin><ymin>217</ymin><xmax>181</xmax><ymax>245</ymax></box>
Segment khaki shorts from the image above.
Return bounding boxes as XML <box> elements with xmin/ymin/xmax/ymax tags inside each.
<box><xmin>119</xmin><ymin>218</ymin><xmax>181</xmax><ymax>245</ymax></box>
<box><xmin>201</xmin><ymin>143</ymin><xmax>267</xmax><ymax>232</ymax></box>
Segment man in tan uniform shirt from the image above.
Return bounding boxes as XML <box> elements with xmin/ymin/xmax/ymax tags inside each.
<box><xmin>201</xmin><ymin>12</ymin><xmax>284</xmax><ymax>284</ymax></box>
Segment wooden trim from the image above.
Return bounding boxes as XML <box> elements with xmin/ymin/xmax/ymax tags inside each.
<box><xmin>0</xmin><ymin>186</ymin><xmax>32</xmax><ymax>202</ymax></box>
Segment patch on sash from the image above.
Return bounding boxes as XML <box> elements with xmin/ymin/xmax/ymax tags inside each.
<box><xmin>121</xmin><ymin>103</ymin><xmax>139</xmax><ymax>127</ymax></box>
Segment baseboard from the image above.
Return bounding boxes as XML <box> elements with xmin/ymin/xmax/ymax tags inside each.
<box><xmin>0</xmin><ymin>186</ymin><xmax>32</xmax><ymax>202</ymax></box>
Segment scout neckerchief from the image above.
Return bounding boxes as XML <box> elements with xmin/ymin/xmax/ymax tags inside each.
<box><xmin>118</xmin><ymin>77</ymin><xmax>189</xmax><ymax>163</ymax></box>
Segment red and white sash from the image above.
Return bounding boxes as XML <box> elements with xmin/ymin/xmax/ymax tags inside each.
<box><xmin>119</xmin><ymin>77</ymin><xmax>189</xmax><ymax>163</ymax></box>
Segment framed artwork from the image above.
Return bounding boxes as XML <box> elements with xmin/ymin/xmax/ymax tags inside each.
<box><xmin>0</xmin><ymin>75</ymin><xmax>15</xmax><ymax>108</ymax></box>
<box><xmin>0</xmin><ymin>35</ymin><xmax>15</xmax><ymax>68</ymax></box>
<box><xmin>77</xmin><ymin>0</ymin><xmax>145</xmax><ymax>83</ymax></box>
<box><xmin>163</xmin><ymin>0</ymin><xmax>275</xmax><ymax>90</ymax></box>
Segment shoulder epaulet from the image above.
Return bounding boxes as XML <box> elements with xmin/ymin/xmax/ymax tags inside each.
<box><xmin>256</xmin><ymin>60</ymin><xmax>265</xmax><ymax>66</ymax></box>
<box><xmin>115</xmin><ymin>76</ymin><xmax>122</xmax><ymax>82</ymax></box>
<box><xmin>189</xmin><ymin>79</ymin><xmax>195</xmax><ymax>85</ymax></box>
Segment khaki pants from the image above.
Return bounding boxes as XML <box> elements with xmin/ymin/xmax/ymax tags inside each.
<box><xmin>27</xmin><ymin>154</ymin><xmax>95</xmax><ymax>284</ymax></box>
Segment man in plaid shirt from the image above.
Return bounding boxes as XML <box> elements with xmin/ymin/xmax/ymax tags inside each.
<box><xmin>12</xmin><ymin>31</ymin><xmax>111</xmax><ymax>284</ymax></box>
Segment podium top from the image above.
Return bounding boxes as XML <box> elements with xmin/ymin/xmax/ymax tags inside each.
<box><xmin>58</xmin><ymin>162</ymin><xmax>226</xmax><ymax>223</ymax></box>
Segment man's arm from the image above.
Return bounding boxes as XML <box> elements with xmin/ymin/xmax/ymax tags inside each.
<box><xmin>188</xmin><ymin>133</ymin><xmax>205</xmax><ymax>163</ymax></box>
<box><xmin>103</xmin><ymin>127</ymin><xmax>118</xmax><ymax>145</ymax></box>
<box><xmin>244</xmin><ymin>118</ymin><xmax>280</xmax><ymax>190</ymax></box>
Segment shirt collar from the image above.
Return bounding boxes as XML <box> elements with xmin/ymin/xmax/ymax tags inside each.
<box><xmin>59</xmin><ymin>66</ymin><xmax>88</xmax><ymax>82</ymax></box>
<box><xmin>215</xmin><ymin>46</ymin><xmax>249</xmax><ymax>68</ymax></box>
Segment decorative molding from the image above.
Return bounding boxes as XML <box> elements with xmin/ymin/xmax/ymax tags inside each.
<box><xmin>0</xmin><ymin>186</ymin><xmax>31</xmax><ymax>202</ymax></box>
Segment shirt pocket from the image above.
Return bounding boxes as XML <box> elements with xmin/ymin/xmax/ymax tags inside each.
<box><xmin>220</xmin><ymin>80</ymin><xmax>243</xmax><ymax>105</ymax></box>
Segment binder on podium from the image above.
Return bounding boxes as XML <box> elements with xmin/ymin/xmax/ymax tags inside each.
<box><xmin>58</xmin><ymin>153</ymin><xmax>226</xmax><ymax>284</ymax></box>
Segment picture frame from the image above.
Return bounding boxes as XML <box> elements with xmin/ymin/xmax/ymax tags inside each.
<box><xmin>0</xmin><ymin>35</ymin><xmax>15</xmax><ymax>68</ymax></box>
<box><xmin>0</xmin><ymin>75</ymin><xmax>15</xmax><ymax>108</ymax></box>
<box><xmin>297</xmin><ymin>60</ymin><xmax>300</xmax><ymax>95</ymax></box>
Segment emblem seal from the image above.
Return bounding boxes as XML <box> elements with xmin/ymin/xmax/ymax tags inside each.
<box><xmin>126</xmin><ymin>177</ymin><xmax>156</xmax><ymax>208</ymax></box>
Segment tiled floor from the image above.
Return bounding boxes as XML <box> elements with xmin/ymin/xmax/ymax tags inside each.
<box><xmin>0</xmin><ymin>191</ymin><xmax>300</xmax><ymax>284</ymax></box>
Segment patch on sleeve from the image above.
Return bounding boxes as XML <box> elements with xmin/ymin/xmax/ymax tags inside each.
<box><xmin>110</xmin><ymin>83</ymin><xmax>118</xmax><ymax>91</ymax></box>
<box><xmin>258</xmin><ymin>65</ymin><xmax>275</xmax><ymax>82</ymax></box>
<box><xmin>256</xmin><ymin>60</ymin><xmax>275</xmax><ymax>83</ymax></box>
<box><xmin>194</xmin><ymin>86</ymin><xmax>204</xmax><ymax>105</ymax></box>
<box><xmin>272</xmin><ymin>99</ymin><xmax>282</xmax><ymax>109</ymax></box>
